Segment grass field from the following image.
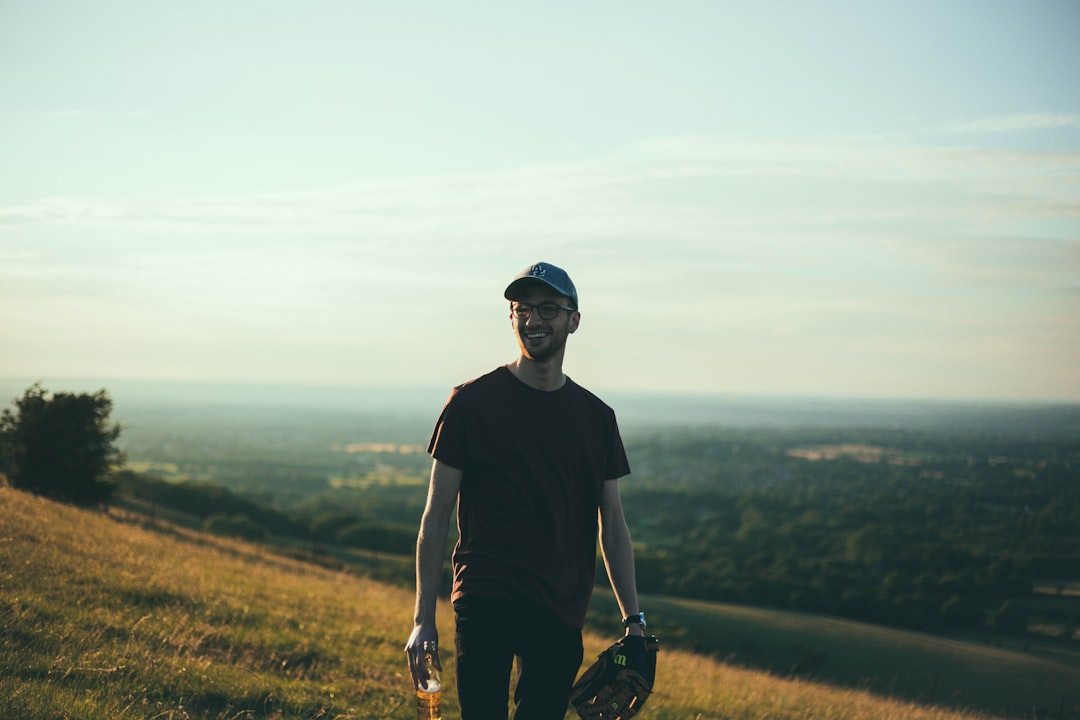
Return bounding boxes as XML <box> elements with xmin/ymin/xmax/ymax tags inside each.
<box><xmin>0</xmin><ymin>485</ymin><xmax>1066</xmax><ymax>720</ymax></box>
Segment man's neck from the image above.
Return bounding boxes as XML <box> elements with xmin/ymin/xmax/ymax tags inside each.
<box><xmin>506</xmin><ymin>356</ymin><xmax>566</xmax><ymax>391</ymax></box>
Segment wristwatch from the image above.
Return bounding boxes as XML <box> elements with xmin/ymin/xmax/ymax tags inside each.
<box><xmin>622</xmin><ymin>612</ymin><xmax>646</xmax><ymax>630</ymax></box>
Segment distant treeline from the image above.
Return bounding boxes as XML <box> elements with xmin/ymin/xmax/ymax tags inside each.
<box><xmin>613</xmin><ymin>426</ymin><xmax>1080</xmax><ymax>636</ymax></box>
<box><xmin>115</xmin><ymin>471</ymin><xmax>420</xmax><ymax>557</ymax></box>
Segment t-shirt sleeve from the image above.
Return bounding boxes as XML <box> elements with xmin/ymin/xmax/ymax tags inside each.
<box><xmin>606</xmin><ymin>415</ymin><xmax>632</xmax><ymax>481</ymax></box>
<box><xmin>427</xmin><ymin>389</ymin><xmax>468</xmax><ymax>470</ymax></box>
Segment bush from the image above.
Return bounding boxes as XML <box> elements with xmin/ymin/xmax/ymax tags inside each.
<box><xmin>0</xmin><ymin>384</ymin><xmax>123</xmax><ymax>506</ymax></box>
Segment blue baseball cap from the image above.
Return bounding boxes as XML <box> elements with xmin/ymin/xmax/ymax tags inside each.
<box><xmin>504</xmin><ymin>262</ymin><xmax>579</xmax><ymax>308</ymax></box>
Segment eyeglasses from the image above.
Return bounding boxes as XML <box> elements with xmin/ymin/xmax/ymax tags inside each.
<box><xmin>510</xmin><ymin>301</ymin><xmax>577</xmax><ymax>320</ymax></box>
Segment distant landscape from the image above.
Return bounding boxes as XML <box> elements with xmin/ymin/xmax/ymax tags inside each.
<box><xmin>2</xmin><ymin>377</ymin><xmax>1079</xmax><ymax>717</ymax></box>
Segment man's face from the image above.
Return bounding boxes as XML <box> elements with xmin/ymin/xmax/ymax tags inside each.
<box><xmin>509</xmin><ymin>287</ymin><xmax>580</xmax><ymax>362</ymax></box>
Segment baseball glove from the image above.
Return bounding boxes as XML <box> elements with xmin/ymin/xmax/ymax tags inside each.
<box><xmin>570</xmin><ymin>634</ymin><xmax>660</xmax><ymax>719</ymax></box>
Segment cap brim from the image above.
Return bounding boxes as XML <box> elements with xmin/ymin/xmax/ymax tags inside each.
<box><xmin>504</xmin><ymin>277</ymin><xmax>574</xmax><ymax>304</ymax></box>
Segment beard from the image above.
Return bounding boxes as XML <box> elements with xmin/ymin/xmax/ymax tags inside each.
<box><xmin>516</xmin><ymin>324</ymin><xmax>568</xmax><ymax>362</ymax></box>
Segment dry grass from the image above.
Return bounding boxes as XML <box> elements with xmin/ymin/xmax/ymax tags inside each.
<box><xmin>1</xmin><ymin>486</ymin><xmax>1009</xmax><ymax>719</ymax></box>
<box><xmin>2</xmin><ymin>485</ymin><xmax>430</xmax><ymax>719</ymax></box>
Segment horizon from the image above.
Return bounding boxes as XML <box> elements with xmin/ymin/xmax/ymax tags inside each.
<box><xmin>2</xmin><ymin>2</ymin><xmax>1078</xmax><ymax>403</ymax></box>
<box><xmin>3</xmin><ymin>375</ymin><xmax>1078</xmax><ymax>439</ymax></box>
<box><xmin>5</xmin><ymin>373</ymin><xmax>1079</xmax><ymax>407</ymax></box>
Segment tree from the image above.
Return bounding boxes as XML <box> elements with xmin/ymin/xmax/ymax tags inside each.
<box><xmin>335</xmin><ymin>521</ymin><xmax>416</xmax><ymax>554</ymax></box>
<box><xmin>0</xmin><ymin>384</ymin><xmax>124</xmax><ymax>506</ymax></box>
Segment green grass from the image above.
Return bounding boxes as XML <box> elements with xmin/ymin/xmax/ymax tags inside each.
<box><xmin>0</xmin><ymin>485</ymin><xmax>1044</xmax><ymax>720</ymax></box>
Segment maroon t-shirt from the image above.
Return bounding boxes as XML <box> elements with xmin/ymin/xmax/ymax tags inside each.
<box><xmin>427</xmin><ymin>366</ymin><xmax>631</xmax><ymax>629</ymax></box>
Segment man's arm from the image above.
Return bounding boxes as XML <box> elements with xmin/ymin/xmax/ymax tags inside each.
<box><xmin>405</xmin><ymin>459</ymin><xmax>462</xmax><ymax>687</ymax></box>
<box><xmin>598</xmin><ymin>478</ymin><xmax>644</xmax><ymax>636</ymax></box>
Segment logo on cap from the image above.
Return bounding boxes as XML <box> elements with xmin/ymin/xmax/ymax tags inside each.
<box><xmin>528</xmin><ymin>264</ymin><xmax>547</xmax><ymax>279</ymax></box>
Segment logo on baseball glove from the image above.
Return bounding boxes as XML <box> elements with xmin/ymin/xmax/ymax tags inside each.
<box><xmin>570</xmin><ymin>635</ymin><xmax>659</xmax><ymax>719</ymax></box>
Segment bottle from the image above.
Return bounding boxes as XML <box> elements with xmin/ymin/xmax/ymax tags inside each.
<box><xmin>416</xmin><ymin>640</ymin><xmax>442</xmax><ymax>720</ymax></box>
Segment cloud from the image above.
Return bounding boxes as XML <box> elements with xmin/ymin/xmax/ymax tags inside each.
<box><xmin>3</xmin><ymin>134</ymin><xmax>1077</xmax><ymax>336</ymax></box>
<box><xmin>940</xmin><ymin>113</ymin><xmax>1080</xmax><ymax>134</ymax></box>
<box><xmin>3</xmin><ymin>133</ymin><xmax>1078</xmax><ymax>400</ymax></box>
<box><xmin>3</xmin><ymin>134</ymin><xmax>1075</xmax><ymax>238</ymax></box>
<box><xmin>3</xmin><ymin>133</ymin><xmax>1077</xmax><ymax>326</ymax></box>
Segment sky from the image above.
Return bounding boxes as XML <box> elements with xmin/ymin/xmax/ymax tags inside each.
<box><xmin>2</xmin><ymin>1</ymin><xmax>1079</xmax><ymax>404</ymax></box>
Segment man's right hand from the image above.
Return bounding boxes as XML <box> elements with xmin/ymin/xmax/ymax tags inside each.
<box><xmin>405</xmin><ymin>624</ymin><xmax>441</xmax><ymax>690</ymax></box>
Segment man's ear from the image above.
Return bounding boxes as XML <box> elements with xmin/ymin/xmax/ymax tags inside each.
<box><xmin>568</xmin><ymin>311</ymin><xmax>580</xmax><ymax>334</ymax></box>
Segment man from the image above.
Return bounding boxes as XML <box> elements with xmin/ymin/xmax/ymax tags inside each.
<box><xmin>405</xmin><ymin>261</ymin><xmax>646</xmax><ymax>720</ymax></box>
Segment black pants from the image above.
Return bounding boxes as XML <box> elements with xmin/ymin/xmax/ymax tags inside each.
<box><xmin>453</xmin><ymin>595</ymin><xmax>584</xmax><ymax>720</ymax></box>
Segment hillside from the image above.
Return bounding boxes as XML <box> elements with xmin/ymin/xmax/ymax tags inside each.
<box><xmin>0</xmin><ymin>485</ymin><xmax>1056</xmax><ymax>720</ymax></box>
